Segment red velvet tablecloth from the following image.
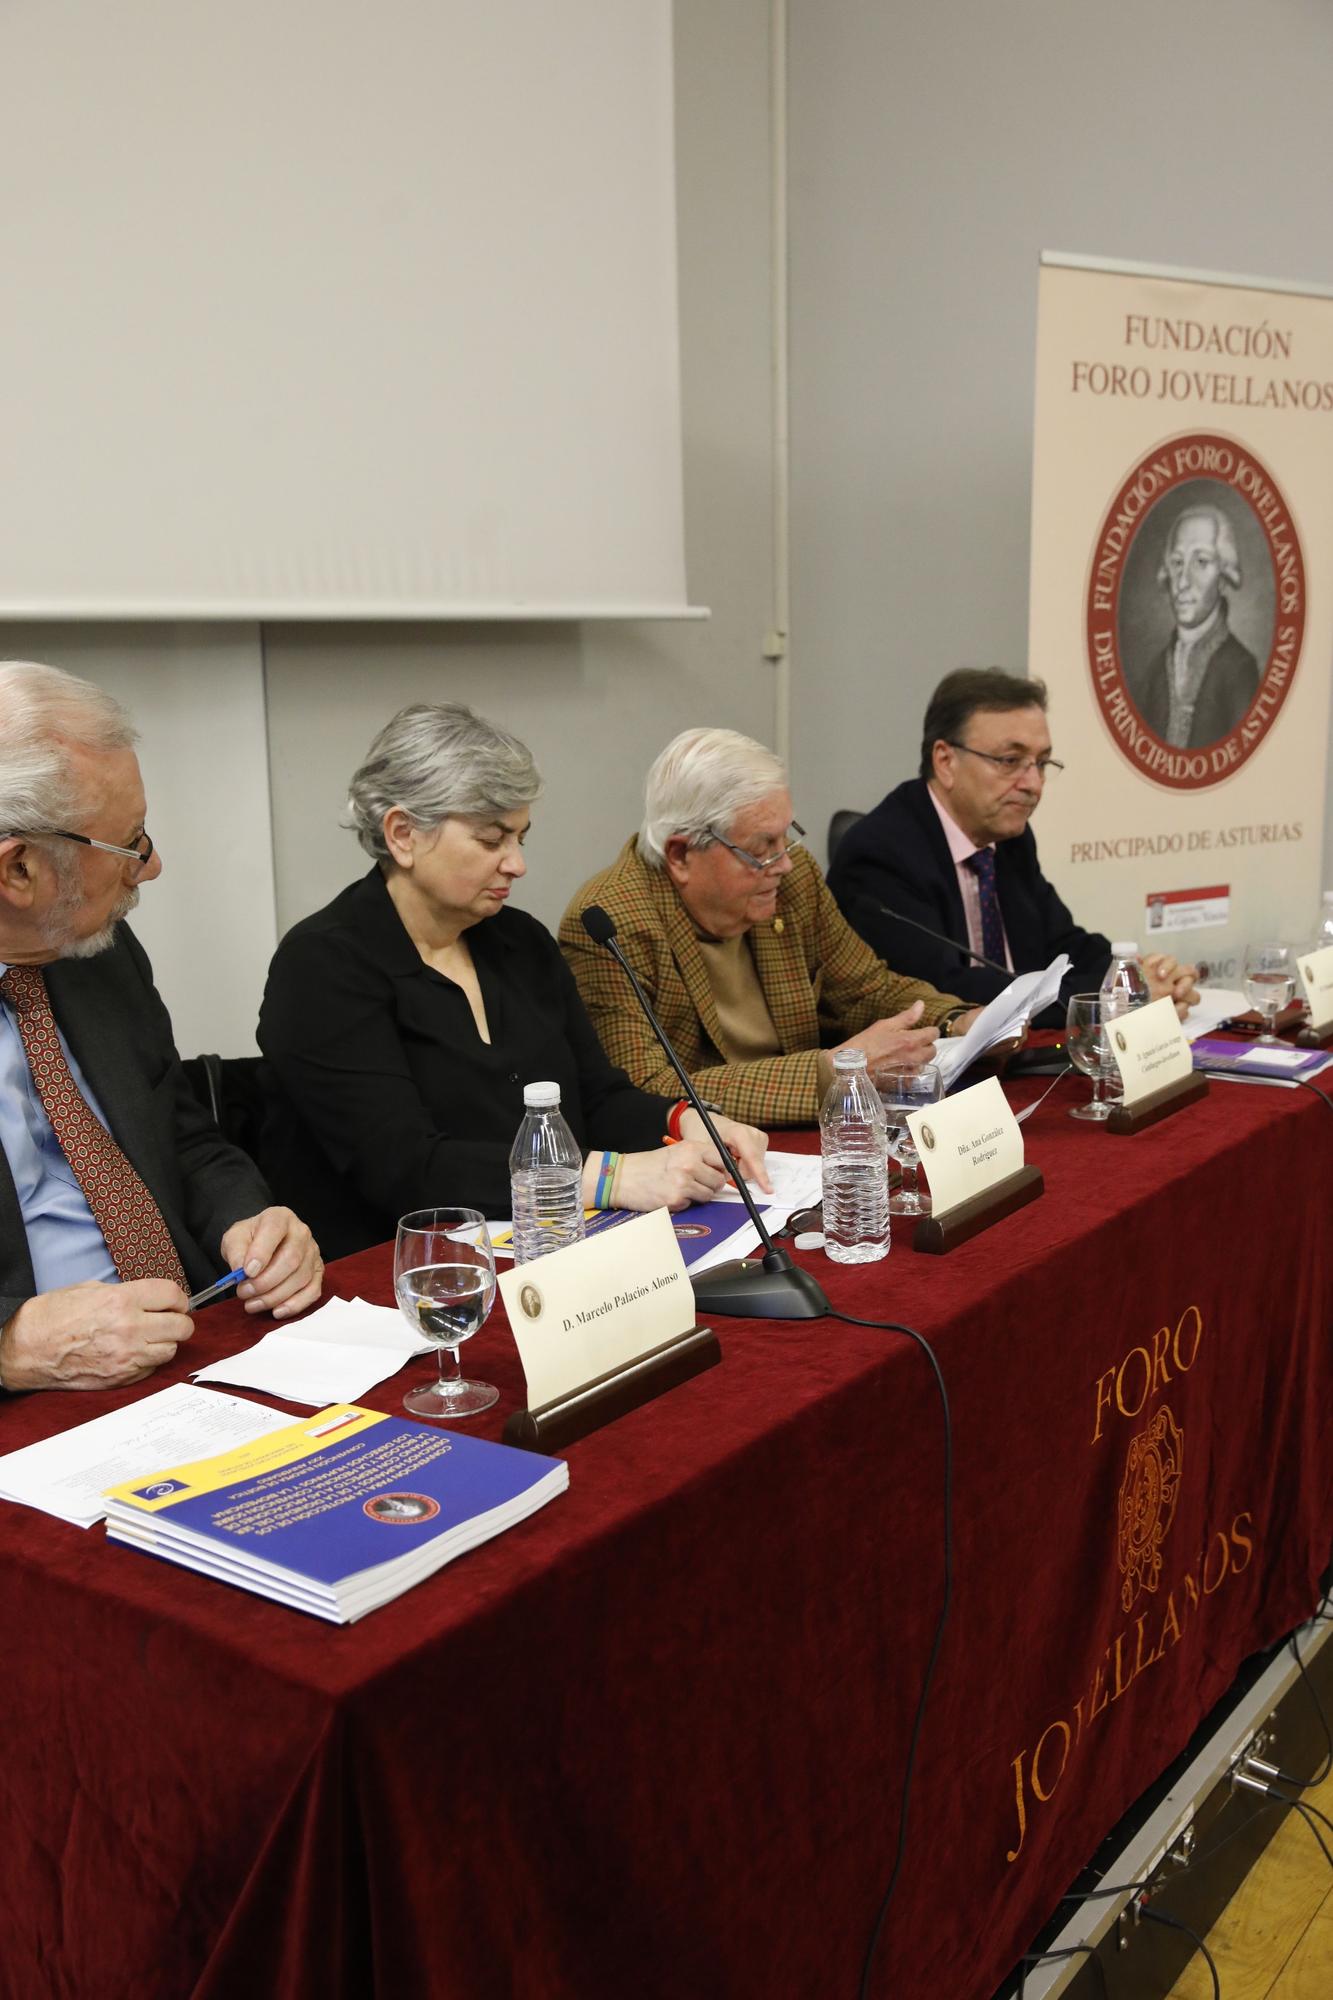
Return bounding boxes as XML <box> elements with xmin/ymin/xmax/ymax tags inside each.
<box><xmin>2</xmin><ymin>1066</ymin><xmax>1331</xmax><ymax>1999</ymax></box>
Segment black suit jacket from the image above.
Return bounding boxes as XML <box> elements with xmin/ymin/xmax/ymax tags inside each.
<box><xmin>826</xmin><ymin>778</ymin><xmax>1111</xmax><ymax>1026</ymax></box>
<box><xmin>1125</xmin><ymin>629</ymin><xmax>1259</xmax><ymax>749</ymax></box>
<box><xmin>258</xmin><ymin>869</ymin><xmax>675</xmax><ymax>1258</ymax></box>
<box><xmin>0</xmin><ymin>925</ymin><xmax>271</xmax><ymax>1328</ymax></box>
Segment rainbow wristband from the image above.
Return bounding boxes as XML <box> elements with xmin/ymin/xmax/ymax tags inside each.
<box><xmin>594</xmin><ymin>1152</ymin><xmax>621</xmax><ymax>1209</ymax></box>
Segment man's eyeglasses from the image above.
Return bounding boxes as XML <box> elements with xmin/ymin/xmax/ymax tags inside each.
<box><xmin>946</xmin><ymin>743</ymin><xmax>1064</xmax><ymax>779</ymax></box>
<box><xmin>706</xmin><ymin>820</ymin><xmax>806</xmax><ymax>872</ymax></box>
<box><xmin>3</xmin><ymin>827</ymin><xmax>155</xmax><ymax>870</ymax></box>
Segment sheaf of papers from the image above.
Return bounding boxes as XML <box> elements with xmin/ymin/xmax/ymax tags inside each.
<box><xmin>934</xmin><ymin>956</ymin><xmax>1071</xmax><ymax>1088</ymax></box>
<box><xmin>0</xmin><ymin>1381</ymin><xmax>292</xmax><ymax>1528</ymax></box>
<box><xmin>712</xmin><ymin>1150</ymin><xmax>823</xmax><ymax>1212</ymax></box>
<box><xmin>191</xmin><ymin>1295</ymin><xmax>431</xmax><ymax>1407</ymax></box>
<box><xmin>692</xmin><ymin>1149</ymin><xmax>825</xmax><ymax>1271</ymax></box>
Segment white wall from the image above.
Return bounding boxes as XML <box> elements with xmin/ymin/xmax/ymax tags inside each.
<box><xmin>787</xmin><ymin>0</ymin><xmax>1333</xmax><ymax>894</ymax></box>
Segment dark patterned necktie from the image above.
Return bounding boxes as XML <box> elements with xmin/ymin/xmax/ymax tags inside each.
<box><xmin>0</xmin><ymin>964</ymin><xmax>187</xmax><ymax>1290</ymax></box>
<box><xmin>964</xmin><ymin>848</ymin><xmax>1007</xmax><ymax>970</ymax></box>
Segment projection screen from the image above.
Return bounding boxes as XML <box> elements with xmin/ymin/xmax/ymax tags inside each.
<box><xmin>0</xmin><ymin>0</ymin><xmax>693</xmax><ymax>618</ymax></box>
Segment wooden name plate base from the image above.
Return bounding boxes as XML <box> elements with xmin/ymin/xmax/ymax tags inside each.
<box><xmin>503</xmin><ymin>1325</ymin><xmax>721</xmax><ymax>1453</ymax></box>
<box><xmin>1106</xmin><ymin>1069</ymin><xmax>1209</xmax><ymax>1134</ymax></box>
<box><xmin>1294</xmin><ymin>1024</ymin><xmax>1333</xmax><ymax>1049</ymax></box>
<box><xmin>912</xmin><ymin>1164</ymin><xmax>1044</xmax><ymax>1255</ymax></box>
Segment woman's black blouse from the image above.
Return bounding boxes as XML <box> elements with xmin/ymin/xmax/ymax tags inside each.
<box><xmin>258</xmin><ymin>868</ymin><xmax>674</xmax><ymax>1256</ymax></box>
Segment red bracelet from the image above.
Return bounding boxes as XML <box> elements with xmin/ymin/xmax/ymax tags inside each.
<box><xmin>667</xmin><ymin>1099</ymin><xmax>690</xmax><ymax>1141</ymax></box>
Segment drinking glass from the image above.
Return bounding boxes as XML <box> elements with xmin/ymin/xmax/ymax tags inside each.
<box><xmin>1243</xmin><ymin>942</ymin><xmax>1296</xmax><ymax>1046</ymax></box>
<box><xmin>873</xmin><ymin>1059</ymin><xmax>944</xmax><ymax>1216</ymax></box>
<box><xmin>394</xmin><ymin>1207</ymin><xmax>499</xmax><ymax>1418</ymax></box>
<box><xmin>1065</xmin><ymin>993</ymin><xmax>1128</xmax><ymax>1121</ymax></box>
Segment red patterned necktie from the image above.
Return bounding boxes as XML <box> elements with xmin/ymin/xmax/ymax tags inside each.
<box><xmin>0</xmin><ymin>963</ymin><xmax>188</xmax><ymax>1291</ymax></box>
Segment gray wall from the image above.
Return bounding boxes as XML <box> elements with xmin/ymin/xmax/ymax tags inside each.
<box><xmin>788</xmin><ymin>0</ymin><xmax>1333</xmax><ymax>869</ymax></box>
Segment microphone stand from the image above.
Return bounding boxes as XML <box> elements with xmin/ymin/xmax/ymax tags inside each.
<box><xmin>855</xmin><ymin>894</ymin><xmax>1067</xmax><ymax>1074</ymax></box>
<box><xmin>854</xmin><ymin>892</ymin><xmax>1009</xmax><ymax>977</ymax></box>
<box><xmin>583</xmin><ymin>914</ymin><xmax>827</xmax><ymax>1319</ymax></box>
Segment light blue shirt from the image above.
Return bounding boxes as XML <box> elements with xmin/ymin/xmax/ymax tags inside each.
<box><xmin>0</xmin><ymin>962</ymin><xmax>118</xmax><ymax>1291</ymax></box>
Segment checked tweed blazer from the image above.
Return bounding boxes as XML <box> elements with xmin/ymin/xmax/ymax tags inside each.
<box><xmin>559</xmin><ymin>838</ymin><xmax>962</xmax><ymax>1128</ymax></box>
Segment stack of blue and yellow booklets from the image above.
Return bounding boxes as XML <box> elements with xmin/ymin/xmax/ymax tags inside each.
<box><xmin>103</xmin><ymin>1404</ymin><xmax>567</xmax><ymax>1623</ymax></box>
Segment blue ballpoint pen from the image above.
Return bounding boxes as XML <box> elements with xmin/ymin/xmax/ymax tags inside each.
<box><xmin>186</xmin><ymin>1267</ymin><xmax>248</xmax><ymax>1312</ymax></box>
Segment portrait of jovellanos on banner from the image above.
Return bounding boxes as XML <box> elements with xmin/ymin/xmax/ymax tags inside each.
<box><xmin>1117</xmin><ymin>480</ymin><xmax>1273</xmax><ymax>752</ymax></box>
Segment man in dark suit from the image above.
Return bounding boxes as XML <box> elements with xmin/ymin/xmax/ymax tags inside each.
<box><xmin>0</xmin><ymin>661</ymin><xmax>322</xmax><ymax>1392</ymax></box>
<box><xmin>827</xmin><ymin>669</ymin><xmax>1198</xmax><ymax>1026</ymax></box>
<box><xmin>1126</xmin><ymin>505</ymin><xmax>1260</xmax><ymax>748</ymax></box>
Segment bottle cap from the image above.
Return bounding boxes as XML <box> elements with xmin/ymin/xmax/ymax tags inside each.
<box><xmin>523</xmin><ymin>1080</ymin><xmax>561</xmax><ymax>1108</ymax></box>
<box><xmin>832</xmin><ymin>1048</ymin><xmax>868</xmax><ymax>1070</ymax></box>
<box><xmin>1110</xmin><ymin>941</ymin><xmax>1140</xmax><ymax>957</ymax></box>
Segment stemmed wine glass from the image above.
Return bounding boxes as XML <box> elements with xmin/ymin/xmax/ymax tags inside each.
<box><xmin>873</xmin><ymin>1058</ymin><xmax>944</xmax><ymax>1215</ymax></box>
<box><xmin>394</xmin><ymin>1207</ymin><xmax>499</xmax><ymax>1419</ymax></box>
<box><xmin>1066</xmin><ymin>993</ymin><xmax>1128</xmax><ymax>1121</ymax></box>
<box><xmin>1243</xmin><ymin>942</ymin><xmax>1296</xmax><ymax>1046</ymax></box>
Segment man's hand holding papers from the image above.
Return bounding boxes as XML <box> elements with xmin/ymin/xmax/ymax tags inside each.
<box><xmin>933</xmin><ymin>956</ymin><xmax>1071</xmax><ymax>1089</ymax></box>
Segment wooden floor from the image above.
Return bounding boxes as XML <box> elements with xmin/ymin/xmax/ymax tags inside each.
<box><xmin>1164</xmin><ymin>1756</ymin><xmax>1333</xmax><ymax>1998</ymax></box>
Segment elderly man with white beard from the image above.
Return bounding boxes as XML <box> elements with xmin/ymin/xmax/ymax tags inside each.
<box><xmin>0</xmin><ymin>661</ymin><xmax>321</xmax><ymax>1392</ymax></box>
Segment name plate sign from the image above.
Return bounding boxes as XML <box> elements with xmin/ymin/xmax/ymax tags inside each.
<box><xmin>1107</xmin><ymin>996</ymin><xmax>1192</xmax><ymax>1106</ymax></box>
<box><xmin>498</xmin><ymin>1209</ymin><xmax>694</xmax><ymax>1412</ymax></box>
<box><xmin>907</xmin><ymin>1076</ymin><xmax>1024</xmax><ymax>1220</ymax></box>
<box><xmin>1298</xmin><ymin>943</ymin><xmax>1333</xmax><ymax>1034</ymax></box>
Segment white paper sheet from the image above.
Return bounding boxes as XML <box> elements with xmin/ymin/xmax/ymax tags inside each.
<box><xmin>933</xmin><ymin>956</ymin><xmax>1071</xmax><ymax>1087</ymax></box>
<box><xmin>713</xmin><ymin>1150</ymin><xmax>823</xmax><ymax>1212</ymax></box>
<box><xmin>191</xmin><ymin>1296</ymin><xmax>433</xmax><ymax>1407</ymax></box>
<box><xmin>0</xmin><ymin>1382</ymin><xmax>292</xmax><ymax>1528</ymax></box>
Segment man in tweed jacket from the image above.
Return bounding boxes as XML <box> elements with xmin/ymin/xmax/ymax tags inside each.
<box><xmin>559</xmin><ymin>729</ymin><xmax>974</xmax><ymax>1128</ymax></box>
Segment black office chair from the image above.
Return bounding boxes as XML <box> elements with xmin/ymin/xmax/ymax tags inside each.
<box><xmin>182</xmin><ymin>1053</ymin><xmax>272</xmax><ymax>1165</ymax></box>
<box><xmin>826</xmin><ymin>808</ymin><xmax>864</xmax><ymax>868</ymax></box>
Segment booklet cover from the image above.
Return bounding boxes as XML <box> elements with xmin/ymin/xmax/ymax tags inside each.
<box><xmin>494</xmin><ymin>1199</ymin><xmax>756</xmax><ymax>1269</ymax></box>
<box><xmin>103</xmin><ymin>1404</ymin><xmax>567</xmax><ymax>1623</ymax></box>
<box><xmin>1190</xmin><ymin>1037</ymin><xmax>1332</xmax><ymax>1083</ymax></box>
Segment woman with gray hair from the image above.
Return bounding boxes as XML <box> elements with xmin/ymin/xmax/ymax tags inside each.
<box><xmin>259</xmin><ymin>703</ymin><xmax>769</xmax><ymax>1257</ymax></box>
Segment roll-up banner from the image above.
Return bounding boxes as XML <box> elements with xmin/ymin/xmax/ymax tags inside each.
<box><xmin>1029</xmin><ymin>254</ymin><xmax>1333</xmax><ymax>978</ymax></box>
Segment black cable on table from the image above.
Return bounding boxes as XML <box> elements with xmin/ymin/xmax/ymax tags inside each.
<box><xmin>825</xmin><ymin>1309</ymin><xmax>951</xmax><ymax>2000</ymax></box>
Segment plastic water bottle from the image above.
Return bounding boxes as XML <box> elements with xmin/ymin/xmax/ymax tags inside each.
<box><xmin>1314</xmin><ymin>892</ymin><xmax>1333</xmax><ymax>948</ymax></box>
<box><xmin>1101</xmin><ymin>942</ymin><xmax>1151</xmax><ymax>1010</ymax></box>
<box><xmin>508</xmin><ymin>1082</ymin><xmax>586</xmax><ymax>1265</ymax></box>
<box><xmin>819</xmin><ymin>1049</ymin><xmax>890</xmax><ymax>1264</ymax></box>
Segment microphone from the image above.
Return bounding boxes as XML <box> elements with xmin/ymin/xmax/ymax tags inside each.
<box><xmin>854</xmin><ymin>893</ymin><xmax>1009</xmax><ymax>978</ymax></box>
<box><xmin>856</xmin><ymin>893</ymin><xmax>1071</xmax><ymax>1075</ymax></box>
<box><xmin>580</xmin><ymin>904</ymin><xmax>827</xmax><ymax>1320</ymax></box>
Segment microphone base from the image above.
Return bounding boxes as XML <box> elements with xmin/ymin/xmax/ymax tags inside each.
<box><xmin>689</xmin><ymin>1249</ymin><xmax>828</xmax><ymax>1320</ymax></box>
